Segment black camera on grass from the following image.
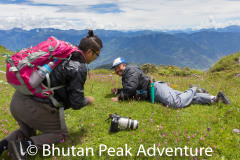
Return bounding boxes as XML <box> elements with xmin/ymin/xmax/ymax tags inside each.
<box><xmin>107</xmin><ymin>113</ymin><xmax>139</xmax><ymax>132</ymax></box>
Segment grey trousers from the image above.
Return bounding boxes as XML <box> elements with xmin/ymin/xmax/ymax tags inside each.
<box><xmin>154</xmin><ymin>81</ymin><xmax>212</xmax><ymax>108</ymax></box>
<box><xmin>4</xmin><ymin>91</ymin><xmax>68</xmax><ymax>149</ymax></box>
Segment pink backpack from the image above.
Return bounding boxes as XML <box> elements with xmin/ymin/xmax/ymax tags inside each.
<box><xmin>4</xmin><ymin>36</ymin><xmax>83</xmax><ymax>99</ymax></box>
<box><xmin>3</xmin><ymin>36</ymin><xmax>84</xmax><ymax>130</ymax></box>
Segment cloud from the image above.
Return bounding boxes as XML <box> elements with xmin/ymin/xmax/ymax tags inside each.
<box><xmin>0</xmin><ymin>0</ymin><xmax>240</xmax><ymax>30</ymax></box>
<box><xmin>0</xmin><ymin>15</ymin><xmax>80</xmax><ymax>30</ymax></box>
<box><xmin>88</xmin><ymin>3</ymin><xmax>122</xmax><ymax>14</ymax></box>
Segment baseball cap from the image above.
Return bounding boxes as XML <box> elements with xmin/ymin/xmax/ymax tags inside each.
<box><xmin>111</xmin><ymin>57</ymin><xmax>126</xmax><ymax>69</ymax></box>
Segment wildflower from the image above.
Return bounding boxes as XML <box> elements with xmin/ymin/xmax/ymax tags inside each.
<box><xmin>177</xmin><ymin>138</ymin><xmax>179</xmax><ymax>142</ymax></box>
<box><xmin>233</xmin><ymin>129</ymin><xmax>240</xmax><ymax>133</ymax></box>
<box><xmin>163</xmin><ymin>133</ymin><xmax>166</xmax><ymax>137</ymax></box>
<box><xmin>214</xmin><ymin>146</ymin><xmax>216</xmax><ymax>149</ymax></box>
<box><xmin>158</xmin><ymin>143</ymin><xmax>161</xmax><ymax>146</ymax></box>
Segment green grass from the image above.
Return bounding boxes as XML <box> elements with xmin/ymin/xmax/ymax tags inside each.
<box><xmin>0</xmin><ymin>48</ymin><xmax>240</xmax><ymax>159</ymax></box>
<box><xmin>141</xmin><ymin>63</ymin><xmax>204</xmax><ymax>77</ymax></box>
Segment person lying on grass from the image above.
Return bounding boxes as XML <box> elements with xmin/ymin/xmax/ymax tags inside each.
<box><xmin>110</xmin><ymin>57</ymin><xmax>231</xmax><ymax>107</ymax></box>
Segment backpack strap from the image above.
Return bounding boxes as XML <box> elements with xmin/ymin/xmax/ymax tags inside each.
<box><xmin>48</xmin><ymin>95</ymin><xmax>67</xmax><ymax>130</ymax></box>
<box><xmin>41</xmin><ymin>73</ymin><xmax>67</xmax><ymax>130</ymax></box>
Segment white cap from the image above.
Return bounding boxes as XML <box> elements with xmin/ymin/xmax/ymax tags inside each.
<box><xmin>111</xmin><ymin>57</ymin><xmax>126</xmax><ymax>69</ymax></box>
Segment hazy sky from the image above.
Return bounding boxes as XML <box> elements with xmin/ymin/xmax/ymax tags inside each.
<box><xmin>0</xmin><ymin>0</ymin><xmax>240</xmax><ymax>30</ymax></box>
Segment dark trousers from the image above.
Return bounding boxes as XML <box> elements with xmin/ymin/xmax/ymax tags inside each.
<box><xmin>4</xmin><ymin>91</ymin><xmax>68</xmax><ymax>149</ymax></box>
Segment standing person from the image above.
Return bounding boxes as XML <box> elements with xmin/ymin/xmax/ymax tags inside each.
<box><xmin>110</xmin><ymin>57</ymin><xmax>231</xmax><ymax>106</ymax></box>
<box><xmin>0</xmin><ymin>30</ymin><xmax>102</xmax><ymax>159</ymax></box>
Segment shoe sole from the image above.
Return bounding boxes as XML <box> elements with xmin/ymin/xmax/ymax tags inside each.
<box><xmin>8</xmin><ymin>141</ymin><xmax>22</xmax><ymax>160</ymax></box>
<box><xmin>218</xmin><ymin>91</ymin><xmax>231</xmax><ymax>104</ymax></box>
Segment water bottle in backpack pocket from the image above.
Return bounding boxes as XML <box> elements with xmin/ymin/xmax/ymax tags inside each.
<box><xmin>5</xmin><ymin>36</ymin><xmax>82</xmax><ymax>97</ymax></box>
<box><xmin>29</xmin><ymin>59</ymin><xmax>57</xmax><ymax>88</ymax></box>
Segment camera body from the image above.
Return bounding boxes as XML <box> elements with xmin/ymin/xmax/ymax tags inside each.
<box><xmin>108</xmin><ymin>113</ymin><xmax>139</xmax><ymax>132</ymax></box>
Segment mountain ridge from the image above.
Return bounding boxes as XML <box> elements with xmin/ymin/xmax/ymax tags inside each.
<box><xmin>0</xmin><ymin>26</ymin><xmax>240</xmax><ymax>70</ymax></box>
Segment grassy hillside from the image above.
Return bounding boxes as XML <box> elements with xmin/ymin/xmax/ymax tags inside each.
<box><xmin>0</xmin><ymin>45</ymin><xmax>12</xmax><ymax>74</ymax></box>
<box><xmin>208</xmin><ymin>52</ymin><xmax>240</xmax><ymax>79</ymax></box>
<box><xmin>0</xmin><ymin>48</ymin><xmax>239</xmax><ymax>159</ymax></box>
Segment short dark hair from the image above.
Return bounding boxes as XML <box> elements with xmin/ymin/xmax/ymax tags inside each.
<box><xmin>78</xmin><ymin>30</ymin><xmax>103</xmax><ymax>53</ymax></box>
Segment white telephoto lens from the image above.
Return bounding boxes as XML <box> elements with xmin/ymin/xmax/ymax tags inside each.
<box><xmin>118</xmin><ymin>118</ymin><xmax>129</xmax><ymax>129</ymax></box>
<box><xmin>118</xmin><ymin>118</ymin><xmax>139</xmax><ymax>130</ymax></box>
<box><xmin>129</xmin><ymin>119</ymin><xmax>139</xmax><ymax>129</ymax></box>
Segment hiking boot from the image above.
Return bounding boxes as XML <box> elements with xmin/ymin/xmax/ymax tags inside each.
<box><xmin>0</xmin><ymin>139</ymin><xmax>8</xmax><ymax>156</ymax></box>
<box><xmin>190</xmin><ymin>84</ymin><xmax>209</xmax><ymax>94</ymax></box>
<box><xmin>216</xmin><ymin>91</ymin><xmax>231</xmax><ymax>104</ymax></box>
<box><xmin>8</xmin><ymin>140</ymin><xmax>28</xmax><ymax>160</ymax></box>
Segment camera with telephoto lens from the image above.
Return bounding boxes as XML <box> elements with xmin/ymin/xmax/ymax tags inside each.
<box><xmin>107</xmin><ymin>113</ymin><xmax>139</xmax><ymax>132</ymax></box>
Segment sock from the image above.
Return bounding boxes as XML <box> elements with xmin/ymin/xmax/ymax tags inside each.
<box><xmin>22</xmin><ymin>139</ymin><xmax>34</xmax><ymax>148</ymax></box>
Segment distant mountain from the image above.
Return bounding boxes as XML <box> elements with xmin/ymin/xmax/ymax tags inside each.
<box><xmin>95</xmin><ymin>63</ymin><xmax>142</xmax><ymax>70</ymax></box>
<box><xmin>198</xmin><ymin>25</ymin><xmax>240</xmax><ymax>33</ymax></box>
<box><xmin>0</xmin><ymin>26</ymin><xmax>240</xmax><ymax>70</ymax></box>
<box><xmin>93</xmin><ymin>33</ymin><xmax>219</xmax><ymax>70</ymax></box>
<box><xmin>175</xmin><ymin>31</ymin><xmax>240</xmax><ymax>57</ymax></box>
